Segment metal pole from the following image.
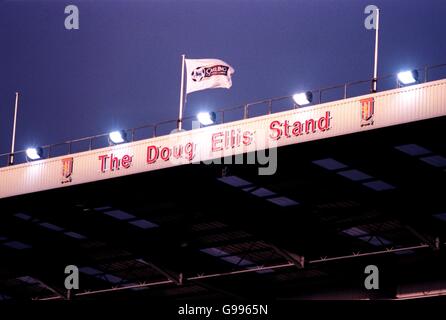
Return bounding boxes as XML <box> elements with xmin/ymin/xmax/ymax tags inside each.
<box><xmin>9</xmin><ymin>92</ymin><xmax>19</xmax><ymax>166</ymax></box>
<box><xmin>372</xmin><ymin>8</ymin><xmax>380</xmax><ymax>93</ymax></box>
<box><xmin>178</xmin><ymin>54</ymin><xmax>186</xmax><ymax>130</ymax></box>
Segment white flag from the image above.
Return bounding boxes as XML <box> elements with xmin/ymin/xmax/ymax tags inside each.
<box><xmin>185</xmin><ymin>58</ymin><xmax>235</xmax><ymax>94</ymax></box>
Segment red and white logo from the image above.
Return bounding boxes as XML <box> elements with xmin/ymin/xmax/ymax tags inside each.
<box><xmin>360</xmin><ymin>97</ymin><xmax>375</xmax><ymax>127</ymax></box>
<box><xmin>61</xmin><ymin>157</ymin><xmax>74</xmax><ymax>184</ymax></box>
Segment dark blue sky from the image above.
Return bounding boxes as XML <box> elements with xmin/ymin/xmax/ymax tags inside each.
<box><xmin>1</xmin><ymin>0</ymin><xmax>445</xmax><ymax>154</ymax></box>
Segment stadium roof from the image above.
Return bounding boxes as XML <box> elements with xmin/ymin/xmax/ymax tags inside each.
<box><xmin>0</xmin><ymin>78</ymin><xmax>446</xmax><ymax>300</ymax></box>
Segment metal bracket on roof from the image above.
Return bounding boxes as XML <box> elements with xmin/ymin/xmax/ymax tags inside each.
<box><xmin>270</xmin><ymin>245</ymin><xmax>304</xmax><ymax>269</ymax></box>
<box><xmin>222</xmin><ymin>166</ymin><xmax>230</xmax><ymax>177</ymax></box>
<box><xmin>404</xmin><ymin>225</ymin><xmax>439</xmax><ymax>250</ymax></box>
<box><xmin>34</xmin><ymin>278</ymin><xmax>66</xmax><ymax>300</ymax></box>
<box><xmin>435</xmin><ymin>237</ymin><xmax>440</xmax><ymax>250</ymax></box>
<box><xmin>136</xmin><ymin>258</ymin><xmax>183</xmax><ymax>285</ymax></box>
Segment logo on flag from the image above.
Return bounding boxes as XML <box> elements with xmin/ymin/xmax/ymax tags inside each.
<box><xmin>185</xmin><ymin>58</ymin><xmax>235</xmax><ymax>94</ymax></box>
<box><xmin>360</xmin><ymin>97</ymin><xmax>375</xmax><ymax>127</ymax></box>
<box><xmin>61</xmin><ymin>157</ymin><xmax>74</xmax><ymax>184</ymax></box>
<box><xmin>191</xmin><ymin>65</ymin><xmax>230</xmax><ymax>82</ymax></box>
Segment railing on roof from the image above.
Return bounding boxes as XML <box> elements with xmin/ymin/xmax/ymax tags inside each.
<box><xmin>1</xmin><ymin>63</ymin><xmax>446</xmax><ymax>168</ymax></box>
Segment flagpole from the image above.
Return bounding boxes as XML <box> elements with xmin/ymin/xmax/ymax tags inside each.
<box><xmin>178</xmin><ymin>54</ymin><xmax>186</xmax><ymax>130</ymax></box>
<box><xmin>372</xmin><ymin>8</ymin><xmax>380</xmax><ymax>93</ymax></box>
<box><xmin>9</xmin><ymin>92</ymin><xmax>19</xmax><ymax>166</ymax></box>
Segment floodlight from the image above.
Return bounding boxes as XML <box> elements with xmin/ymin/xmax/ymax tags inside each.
<box><xmin>197</xmin><ymin>112</ymin><xmax>216</xmax><ymax>126</ymax></box>
<box><xmin>108</xmin><ymin>130</ymin><xmax>127</xmax><ymax>144</ymax></box>
<box><xmin>292</xmin><ymin>91</ymin><xmax>313</xmax><ymax>106</ymax></box>
<box><xmin>26</xmin><ymin>147</ymin><xmax>43</xmax><ymax>160</ymax></box>
<box><xmin>397</xmin><ymin>70</ymin><xmax>418</xmax><ymax>85</ymax></box>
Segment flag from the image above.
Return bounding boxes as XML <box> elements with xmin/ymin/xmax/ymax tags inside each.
<box><xmin>185</xmin><ymin>58</ymin><xmax>235</xmax><ymax>94</ymax></box>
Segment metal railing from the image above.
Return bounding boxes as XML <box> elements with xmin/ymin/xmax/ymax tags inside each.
<box><xmin>1</xmin><ymin>62</ymin><xmax>445</xmax><ymax>168</ymax></box>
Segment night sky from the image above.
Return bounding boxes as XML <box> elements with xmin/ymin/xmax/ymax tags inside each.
<box><xmin>0</xmin><ymin>0</ymin><xmax>445</xmax><ymax>155</ymax></box>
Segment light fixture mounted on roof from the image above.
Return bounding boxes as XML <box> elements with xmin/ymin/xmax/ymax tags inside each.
<box><xmin>397</xmin><ymin>70</ymin><xmax>419</xmax><ymax>86</ymax></box>
<box><xmin>108</xmin><ymin>130</ymin><xmax>127</xmax><ymax>145</ymax></box>
<box><xmin>197</xmin><ymin>112</ymin><xmax>217</xmax><ymax>126</ymax></box>
<box><xmin>292</xmin><ymin>91</ymin><xmax>313</xmax><ymax>107</ymax></box>
<box><xmin>25</xmin><ymin>147</ymin><xmax>43</xmax><ymax>161</ymax></box>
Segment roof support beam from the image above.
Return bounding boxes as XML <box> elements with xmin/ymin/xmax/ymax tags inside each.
<box><xmin>404</xmin><ymin>225</ymin><xmax>439</xmax><ymax>250</ymax></box>
<box><xmin>136</xmin><ymin>258</ymin><xmax>183</xmax><ymax>285</ymax></box>
<box><xmin>270</xmin><ymin>245</ymin><xmax>305</xmax><ymax>269</ymax></box>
